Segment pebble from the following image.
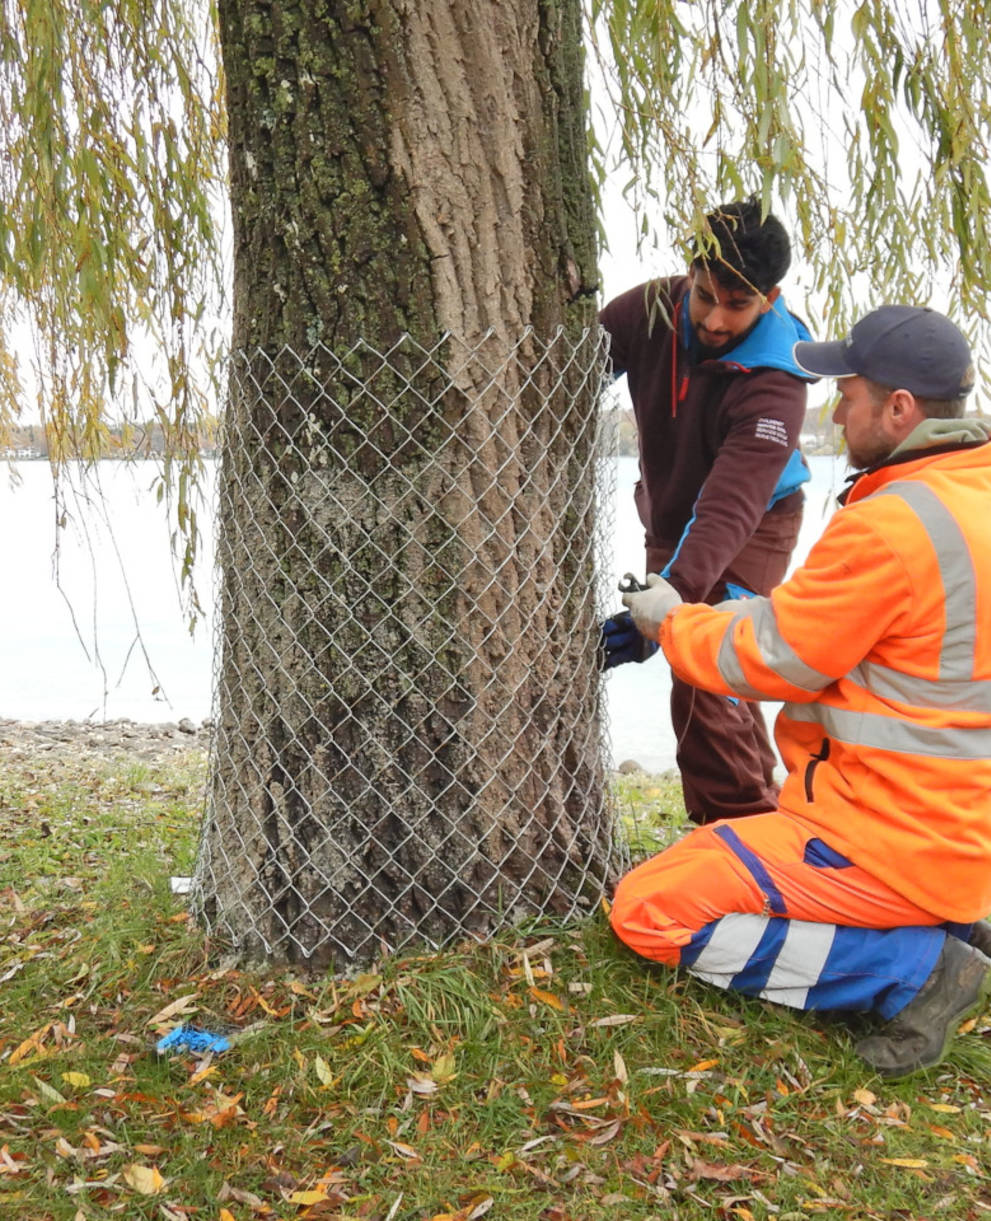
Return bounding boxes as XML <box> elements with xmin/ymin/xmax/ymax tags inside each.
<box><xmin>0</xmin><ymin>717</ymin><xmax>211</xmax><ymax>766</ymax></box>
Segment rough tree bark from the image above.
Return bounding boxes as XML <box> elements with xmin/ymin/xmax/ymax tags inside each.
<box><xmin>195</xmin><ymin>0</ymin><xmax>614</xmax><ymax>969</ymax></box>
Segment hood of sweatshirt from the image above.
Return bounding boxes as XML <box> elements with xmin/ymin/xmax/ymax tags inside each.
<box><xmin>680</xmin><ymin>291</ymin><xmax>816</xmax><ymax>380</ymax></box>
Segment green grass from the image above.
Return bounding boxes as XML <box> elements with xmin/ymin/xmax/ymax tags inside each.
<box><xmin>1</xmin><ymin>752</ymin><xmax>990</xmax><ymax>1220</ymax></box>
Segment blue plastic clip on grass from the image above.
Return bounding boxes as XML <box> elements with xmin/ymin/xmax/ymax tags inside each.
<box><xmin>156</xmin><ymin>1024</ymin><xmax>231</xmax><ymax>1056</ymax></box>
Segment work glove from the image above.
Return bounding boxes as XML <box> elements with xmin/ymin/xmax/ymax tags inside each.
<box><xmin>599</xmin><ymin>609</ymin><xmax>659</xmax><ymax>670</ymax></box>
<box><xmin>622</xmin><ymin>572</ymin><xmax>682</xmax><ymax>641</ymax></box>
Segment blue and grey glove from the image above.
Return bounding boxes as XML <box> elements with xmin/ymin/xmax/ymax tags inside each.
<box><xmin>599</xmin><ymin>609</ymin><xmax>659</xmax><ymax>670</ymax></box>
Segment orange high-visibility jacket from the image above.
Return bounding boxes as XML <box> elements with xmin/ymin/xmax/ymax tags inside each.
<box><xmin>659</xmin><ymin>440</ymin><xmax>991</xmax><ymax>923</ymax></box>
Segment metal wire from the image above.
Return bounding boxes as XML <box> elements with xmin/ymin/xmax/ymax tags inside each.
<box><xmin>190</xmin><ymin>328</ymin><xmax>624</xmax><ymax>970</ymax></box>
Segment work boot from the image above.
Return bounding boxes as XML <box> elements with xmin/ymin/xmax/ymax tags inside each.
<box><xmin>968</xmin><ymin>918</ymin><xmax>991</xmax><ymax>958</ymax></box>
<box><xmin>855</xmin><ymin>936</ymin><xmax>991</xmax><ymax>1079</ymax></box>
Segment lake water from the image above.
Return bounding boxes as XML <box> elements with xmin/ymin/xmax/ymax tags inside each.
<box><xmin>0</xmin><ymin>461</ymin><xmax>217</xmax><ymax>724</ymax></box>
<box><xmin>0</xmin><ymin>454</ymin><xmax>847</xmax><ymax>768</ymax></box>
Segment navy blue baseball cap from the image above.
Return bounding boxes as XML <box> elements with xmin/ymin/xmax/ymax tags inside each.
<box><xmin>793</xmin><ymin>305</ymin><xmax>974</xmax><ymax>399</ymax></box>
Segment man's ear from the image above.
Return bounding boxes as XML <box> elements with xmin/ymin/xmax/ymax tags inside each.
<box><xmin>760</xmin><ymin>285</ymin><xmax>781</xmax><ymax>312</ymax></box>
<box><xmin>885</xmin><ymin>388</ymin><xmax>925</xmax><ymax>437</ymax></box>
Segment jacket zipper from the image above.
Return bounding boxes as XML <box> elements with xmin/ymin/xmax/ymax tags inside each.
<box><xmin>804</xmin><ymin>737</ymin><xmax>831</xmax><ymax>802</ymax></box>
<box><xmin>671</xmin><ymin>303</ymin><xmax>682</xmax><ymax>417</ymax></box>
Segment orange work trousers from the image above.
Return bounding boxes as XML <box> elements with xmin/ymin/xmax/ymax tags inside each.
<box><xmin>611</xmin><ymin>811</ymin><xmax>945</xmax><ymax>968</ymax></box>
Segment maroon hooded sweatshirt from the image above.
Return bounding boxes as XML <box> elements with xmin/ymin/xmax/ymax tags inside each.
<box><xmin>600</xmin><ymin>275</ymin><xmax>813</xmax><ymax>603</ymax></box>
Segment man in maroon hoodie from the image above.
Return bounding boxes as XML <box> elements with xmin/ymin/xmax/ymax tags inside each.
<box><xmin>600</xmin><ymin>198</ymin><xmax>815</xmax><ymax>825</ymax></box>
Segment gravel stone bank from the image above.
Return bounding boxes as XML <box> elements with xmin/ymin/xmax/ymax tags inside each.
<box><xmin>0</xmin><ymin>717</ymin><xmax>211</xmax><ymax>767</ymax></box>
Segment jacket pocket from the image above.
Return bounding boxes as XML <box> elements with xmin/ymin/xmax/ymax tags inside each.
<box><xmin>803</xmin><ymin>837</ymin><xmax>853</xmax><ymax>869</ymax></box>
<box><xmin>804</xmin><ymin>737</ymin><xmax>830</xmax><ymax>803</ymax></box>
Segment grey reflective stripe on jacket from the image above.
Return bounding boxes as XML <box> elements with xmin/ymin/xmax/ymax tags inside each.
<box><xmin>717</xmin><ymin>478</ymin><xmax>989</xmax><ymax>755</ymax></box>
<box><xmin>868</xmin><ymin>483</ymin><xmax>977</xmax><ymax>681</ymax></box>
<box><xmin>822</xmin><ymin>480</ymin><xmax>985</xmax><ymax>754</ymax></box>
<box><xmin>716</xmin><ymin>596</ymin><xmax>833</xmax><ymax>698</ymax></box>
<box><xmin>847</xmin><ymin>661</ymin><xmax>991</xmax><ymax>713</ymax></box>
<box><xmin>783</xmin><ymin>702</ymin><xmax>991</xmax><ymax>759</ymax></box>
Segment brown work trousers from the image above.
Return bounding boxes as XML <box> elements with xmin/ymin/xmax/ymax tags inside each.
<box><xmin>647</xmin><ymin>507</ymin><xmax>803</xmax><ymax>825</ymax></box>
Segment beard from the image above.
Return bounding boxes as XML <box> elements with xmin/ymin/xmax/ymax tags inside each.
<box><xmin>845</xmin><ymin>435</ymin><xmax>894</xmax><ymax>470</ymax></box>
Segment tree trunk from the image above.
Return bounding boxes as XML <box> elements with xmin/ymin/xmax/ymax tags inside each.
<box><xmin>195</xmin><ymin>0</ymin><xmax>617</xmax><ymax>969</ymax></box>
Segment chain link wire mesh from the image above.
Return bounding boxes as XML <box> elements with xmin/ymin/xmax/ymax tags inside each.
<box><xmin>191</xmin><ymin>328</ymin><xmax>624</xmax><ymax>970</ymax></box>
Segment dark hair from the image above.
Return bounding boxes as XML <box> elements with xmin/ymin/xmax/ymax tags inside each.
<box><xmin>864</xmin><ymin>378</ymin><xmax>967</xmax><ymax>421</ymax></box>
<box><xmin>691</xmin><ymin>197</ymin><xmax>791</xmax><ymax>295</ymax></box>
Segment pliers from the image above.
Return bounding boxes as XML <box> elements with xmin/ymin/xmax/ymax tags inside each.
<box><xmin>617</xmin><ymin>572</ymin><xmax>648</xmax><ymax>594</ymax></box>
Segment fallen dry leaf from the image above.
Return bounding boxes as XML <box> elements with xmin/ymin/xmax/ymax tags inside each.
<box><xmin>147</xmin><ymin>993</ymin><xmax>199</xmax><ymax>1028</ymax></box>
<box><xmin>385</xmin><ymin>1140</ymin><xmax>421</xmax><ymax>1161</ymax></box>
<box><xmin>688</xmin><ymin>1156</ymin><xmax>757</xmax><ymax>1183</ymax></box>
<box><xmin>528</xmin><ymin>986</ymin><xmax>566</xmax><ymax>1011</ymax></box>
<box><xmin>288</xmin><ymin>1189</ymin><xmax>329</xmax><ymax>1205</ymax></box>
<box><xmin>122</xmin><ymin>1163</ymin><xmax>166</xmax><ymax>1194</ymax></box>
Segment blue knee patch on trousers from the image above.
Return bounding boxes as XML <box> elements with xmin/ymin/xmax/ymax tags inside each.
<box><xmin>805</xmin><ymin>924</ymin><xmax>944</xmax><ymax>1018</ymax></box>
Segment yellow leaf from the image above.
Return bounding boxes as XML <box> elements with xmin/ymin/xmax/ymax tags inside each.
<box><xmin>188</xmin><ymin>1065</ymin><xmax>218</xmax><ymax>1086</ymax></box>
<box><xmin>929</xmin><ymin>1103</ymin><xmax>961</xmax><ymax>1113</ymax></box>
<box><xmin>528</xmin><ymin>985</ymin><xmax>565</xmax><ymax>1011</ymax></box>
<box><xmin>9</xmin><ymin>1026</ymin><xmax>51</xmax><ymax>1066</ymax></box>
<box><xmin>220</xmin><ymin>1210</ymin><xmax>237</xmax><ymax>1221</ymax></box>
<box><xmin>927</xmin><ymin>1124</ymin><xmax>957</xmax><ymax>1141</ymax></box>
<box><xmin>314</xmin><ymin>1054</ymin><xmax>334</xmax><ymax>1086</ymax></box>
<box><xmin>122</xmin><ymin>1163</ymin><xmax>166</xmax><ymax>1194</ymax></box>
<box><xmin>853</xmin><ymin>1087</ymin><xmax>876</xmax><ymax>1107</ymax></box>
<box><xmin>687</xmin><ymin>1059</ymin><xmax>719</xmax><ymax>1074</ymax></box>
<box><xmin>431</xmin><ymin>1052</ymin><xmax>457</xmax><ymax>1084</ymax></box>
<box><xmin>879</xmin><ymin>1157</ymin><xmax>928</xmax><ymax>1168</ymax></box>
<box><xmin>288</xmin><ymin>1189</ymin><xmax>328</xmax><ymax>1205</ymax></box>
<box><xmin>61</xmin><ymin>1071</ymin><xmax>91</xmax><ymax>1089</ymax></box>
<box><xmin>252</xmin><ymin>990</ymin><xmax>281</xmax><ymax>1016</ymax></box>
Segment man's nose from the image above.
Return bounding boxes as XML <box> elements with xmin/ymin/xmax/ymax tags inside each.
<box><xmin>702</xmin><ymin>304</ymin><xmax>727</xmax><ymax>330</ymax></box>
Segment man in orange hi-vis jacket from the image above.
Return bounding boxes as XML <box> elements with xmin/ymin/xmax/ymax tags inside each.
<box><xmin>612</xmin><ymin>304</ymin><xmax>991</xmax><ymax>1078</ymax></box>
